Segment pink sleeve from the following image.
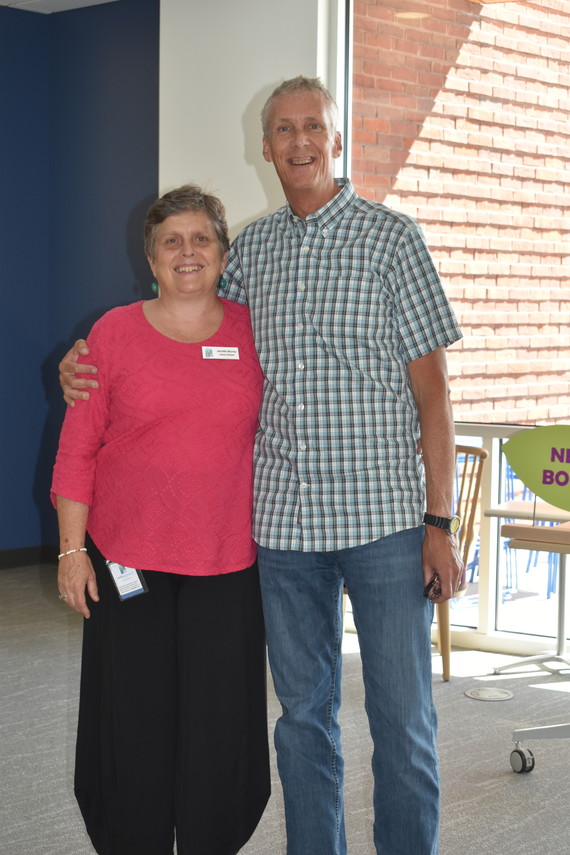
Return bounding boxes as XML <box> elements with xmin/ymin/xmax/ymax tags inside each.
<box><xmin>50</xmin><ymin>318</ymin><xmax>111</xmax><ymax>508</ymax></box>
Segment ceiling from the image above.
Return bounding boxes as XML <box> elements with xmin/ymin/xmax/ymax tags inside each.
<box><xmin>0</xmin><ymin>0</ymin><xmax>118</xmax><ymax>13</ymax></box>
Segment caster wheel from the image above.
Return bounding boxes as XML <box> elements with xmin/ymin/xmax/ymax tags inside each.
<box><xmin>510</xmin><ymin>747</ymin><xmax>535</xmax><ymax>773</ymax></box>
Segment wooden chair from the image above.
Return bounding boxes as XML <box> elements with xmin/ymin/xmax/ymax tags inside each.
<box><xmin>436</xmin><ymin>444</ymin><xmax>489</xmax><ymax>681</ymax></box>
<box><xmin>342</xmin><ymin>444</ymin><xmax>488</xmax><ymax>679</ymax></box>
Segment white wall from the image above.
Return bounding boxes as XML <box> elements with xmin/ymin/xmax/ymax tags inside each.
<box><xmin>159</xmin><ymin>0</ymin><xmax>347</xmax><ymax>238</ymax></box>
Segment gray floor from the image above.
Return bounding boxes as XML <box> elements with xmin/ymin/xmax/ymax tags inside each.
<box><xmin>2</xmin><ymin>562</ymin><xmax>570</xmax><ymax>854</ymax></box>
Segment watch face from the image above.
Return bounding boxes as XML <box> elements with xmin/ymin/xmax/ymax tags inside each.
<box><xmin>450</xmin><ymin>516</ymin><xmax>461</xmax><ymax>533</ymax></box>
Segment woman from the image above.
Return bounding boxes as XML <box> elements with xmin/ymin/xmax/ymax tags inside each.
<box><xmin>51</xmin><ymin>185</ymin><xmax>269</xmax><ymax>855</ymax></box>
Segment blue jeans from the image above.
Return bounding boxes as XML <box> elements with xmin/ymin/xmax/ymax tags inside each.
<box><xmin>257</xmin><ymin>527</ymin><xmax>439</xmax><ymax>855</ymax></box>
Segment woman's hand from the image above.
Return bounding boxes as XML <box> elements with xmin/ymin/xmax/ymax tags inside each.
<box><xmin>57</xmin><ymin>550</ymin><xmax>99</xmax><ymax>618</ymax></box>
<box><xmin>59</xmin><ymin>339</ymin><xmax>99</xmax><ymax>406</ymax></box>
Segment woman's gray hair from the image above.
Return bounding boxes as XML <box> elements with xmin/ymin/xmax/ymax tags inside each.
<box><xmin>144</xmin><ymin>184</ymin><xmax>230</xmax><ymax>260</ymax></box>
<box><xmin>261</xmin><ymin>75</ymin><xmax>339</xmax><ymax>137</ymax></box>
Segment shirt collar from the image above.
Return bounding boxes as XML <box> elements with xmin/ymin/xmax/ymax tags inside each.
<box><xmin>286</xmin><ymin>179</ymin><xmax>356</xmax><ymax>230</ymax></box>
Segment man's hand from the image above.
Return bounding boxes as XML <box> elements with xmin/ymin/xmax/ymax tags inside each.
<box><xmin>422</xmin><ymin>527</ymin><xmax>464</xmax><ymax>604</ymax></box>
<box><xmin>59</xmin><ymin>339</ymin><xmax>98</xmax><ymax>406</ymax></box>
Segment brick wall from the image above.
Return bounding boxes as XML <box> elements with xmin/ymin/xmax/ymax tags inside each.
<box><xmin>352</xmin><ymin>0</ymin><xmax>570</xmax><ymax>424</ymax></box>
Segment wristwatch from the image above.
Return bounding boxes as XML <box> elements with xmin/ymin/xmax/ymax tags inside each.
<box><xmin>423</xmin><ymin>513</ymin><xmax>461</xmax><ymax>534</ymax></box>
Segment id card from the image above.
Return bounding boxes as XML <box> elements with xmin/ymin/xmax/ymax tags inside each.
<box><xmin>106</xmin><ymin>560</ymin><xmax>148</xmax><ymax>601</ymax></box>
<box><xmin>202</xmin><ymin>346</ymin><xmax>240</xmax><ymax>360</ymax></box>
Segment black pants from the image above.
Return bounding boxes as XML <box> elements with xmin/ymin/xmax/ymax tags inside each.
<box><xmin>74</xmin><ymin>541</ymin><xmax>270</xmax><ymax>855</ymax></box>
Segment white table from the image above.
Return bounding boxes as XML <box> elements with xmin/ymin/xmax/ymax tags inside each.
<box><xmin>485</xmin><ymin>500</ymin><xmax>570</xmax><ymax>524</ymax></box>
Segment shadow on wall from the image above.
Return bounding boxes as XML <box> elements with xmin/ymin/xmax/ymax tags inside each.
<box><xmin>126</xmin><ymin>193</ymin><xmax>159</xmax><ymax>301</ymax></box>
<box><xmin>352</xmin><ymin>0</ymin><xmax>483</xmax><ymax>200</ymax></box>
<box><xmin>234</xmin><ymin>79</ymin><xmax>291</xmax><ymax>235</ymax></box>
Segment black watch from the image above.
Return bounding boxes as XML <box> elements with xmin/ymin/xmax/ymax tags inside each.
<box><xmin>423</xmin><ymin>513</ymin><xmax>461</xmax><ymax>534</ymax></box>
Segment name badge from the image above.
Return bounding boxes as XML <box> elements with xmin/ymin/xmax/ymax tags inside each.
<box><xmin>202</xmin><ymin>346</ymin><xmax>240</xmax><ymax>360</ymax></box>
<box><xmin>106</xmin><ymin>560</ymin><xmax>148</xmax><ymax>600</ymax></box>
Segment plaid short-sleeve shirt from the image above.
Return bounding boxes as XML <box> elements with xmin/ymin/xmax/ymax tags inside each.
<box><xmin>225</xmin><ymin>180</ymin><xmax>462</xmax><ymax>551</ymax></box>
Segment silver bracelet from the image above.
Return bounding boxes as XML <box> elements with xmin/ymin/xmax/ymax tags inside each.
<box><xmin>58</xmin><ymin>547</ymin><xmax>87</xmax><ymax>559</ymax></box>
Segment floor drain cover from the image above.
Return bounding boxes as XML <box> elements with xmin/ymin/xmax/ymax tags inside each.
<box><xmin>464</xmin><ymin>687</ymin><xmax>514</xmax><ymax>701</ymax></box>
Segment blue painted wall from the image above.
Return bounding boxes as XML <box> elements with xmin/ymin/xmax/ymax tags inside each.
<box><xmin>0</xmin><ymin>0</ymin><xmax>159</xmax><ymax>552</ymax></box>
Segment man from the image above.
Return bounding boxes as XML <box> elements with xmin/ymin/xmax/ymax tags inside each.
<box><xmin>60</xmin><ymin>76</ymin><xmax>463</xmax><ymax>855</ymax></box>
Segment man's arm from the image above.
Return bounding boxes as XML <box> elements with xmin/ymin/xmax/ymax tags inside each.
<box><xmin>59</xmin><ymin>340</ymin><xmax>99</xmax><ymax>405</ymax></box>
<box><xmin>408</xmin><ymin>346</ymin><xmax>464</xmax><ymax>603</ymax></box>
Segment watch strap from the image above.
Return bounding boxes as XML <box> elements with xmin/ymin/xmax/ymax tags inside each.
<box><xmin>423</xmin><ymin>513</ymin><xmax>460</xmax><ymax>533</ymax></box>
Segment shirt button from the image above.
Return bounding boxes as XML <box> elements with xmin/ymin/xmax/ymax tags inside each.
<box><xmin>301</xmin><ymin>246</ymin><xmax>309</xmax><ymax>253</ymax></box>
<box><xmin>297</xmin><ymin>403</ymin><xmax>305</xmax><ymax>411</ymax></box>
<box><xmin>298</xmin><ymin>363</ymin><xmax>305</xmax><ymax>370</ymax></box>
<box><xmin>299</xmin><ymin>443</ymin><xmax>307</xmax><ymax>451</ymax></box>
<box><xmin>299</xmin><ymin>284</ymin><xmax>306</xmax><ymax>291</ymax></box>
<box><xmin>297</xmin><ymin>322</ymin><xmax>304</xmax><ymax>330</ymax></box>
<box><xmin>300</xmin><ymin>482</ymin><xmax>309</xmax><ymax>489</ymax></box>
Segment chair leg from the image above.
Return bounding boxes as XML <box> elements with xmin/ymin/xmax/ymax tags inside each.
<box><xmin>437</xmin><ymin>600</ymin><xmax>451</xmax><ymax>681</ymax></box>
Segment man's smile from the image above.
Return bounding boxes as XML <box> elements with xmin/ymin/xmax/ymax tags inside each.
<box><xmin>290</xmin><ymin>157</ymin><xmax>314</xmax><ymax>165</ymax></box>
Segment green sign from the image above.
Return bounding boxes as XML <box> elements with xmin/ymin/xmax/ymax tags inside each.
<box><xmin>503</xmin><ymin>425</ymin><xmax>570</xmax><ymax>511</ymax></box>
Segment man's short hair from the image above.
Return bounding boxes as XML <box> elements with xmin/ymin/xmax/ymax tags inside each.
<box><xmin>261</xmin><ymin>75</ymin><xmax>339</xmax><ymax>137</ymax></box>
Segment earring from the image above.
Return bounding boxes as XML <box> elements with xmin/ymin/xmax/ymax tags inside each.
<box><xmin>151</xmin><ymin>281</ymin><xmax>159</xmax><ymax>295</ymax></box>
<box><xmin>218</xmin><ymin>276</ymin><xmax>227</xmax><ymax>290</ymax></box>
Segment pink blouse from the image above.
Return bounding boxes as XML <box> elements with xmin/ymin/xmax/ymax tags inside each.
<box><xmin>52</xmin><ymin>300</ymin><xmax>263</xmax><ymax>575</ymax></box>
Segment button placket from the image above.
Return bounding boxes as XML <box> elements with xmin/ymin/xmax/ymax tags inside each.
<box><xmin>292</xmin><ymin>223</ymin><xmax>314</xmax><ymax>517</ymax></box>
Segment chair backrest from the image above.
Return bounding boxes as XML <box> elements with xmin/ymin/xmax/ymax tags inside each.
<box><xmin>454</xmin><ymin>445</ymin><xmax>489</xmax><ymax>565</ymax></box>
